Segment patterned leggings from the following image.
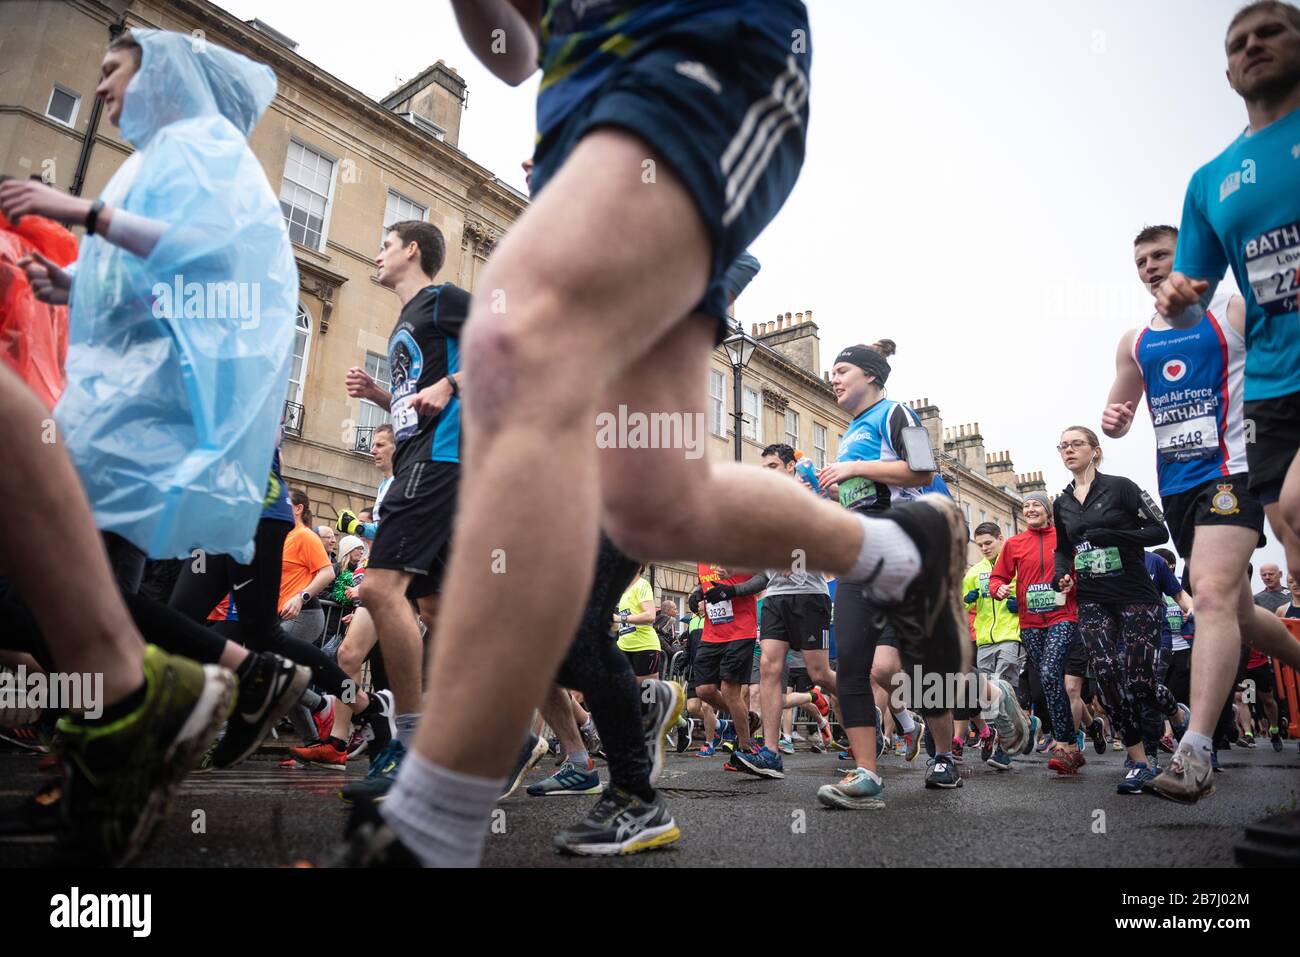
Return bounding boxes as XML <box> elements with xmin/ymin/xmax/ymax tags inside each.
<box><xmin>1020</xmin><ymin>621</ymin><xmax>1077</xmax><ymax>743</ymax></box>
<box><xmin>1077</xmin><ymin>602</ymin><xmax>1176</xmax><ymax>749</ymax></box>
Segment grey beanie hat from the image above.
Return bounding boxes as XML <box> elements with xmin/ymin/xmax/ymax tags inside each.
<box><xmin>1022</xmin><ymin>491</ymin><xmax>1052</xmax><ymax>513</ymax></box>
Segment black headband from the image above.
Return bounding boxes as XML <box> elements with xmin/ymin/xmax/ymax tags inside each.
<box><xmin>834</xmin><ymin>345</ymin><xmax>891</xmax><ymax>385</ymax></box>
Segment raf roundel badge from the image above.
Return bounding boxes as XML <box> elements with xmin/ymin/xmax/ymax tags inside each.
<box><xmin>1210</xmin><ymin>483</ymin><xmax>1240</xmax><ymax>516</ymax></box>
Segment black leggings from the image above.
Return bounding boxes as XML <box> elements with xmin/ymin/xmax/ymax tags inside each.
<box><xmin>831</xmin><ymin>582</ymin><xmax>881</xmax><ymax>728</ymax></box>
<box><xmin>553</xmin><ymin>535</ymin><xmax>652</xmax><ymax>798</ymax></box>
<box><xmin>1078</xmin><ymin>602</ymin><xmax>1175</xmax><ymax>750</ymax></box>
<box><xmin>167</xmin><ymin>518</ymin><xmax>354</xmax><ymax>701</ymax></box>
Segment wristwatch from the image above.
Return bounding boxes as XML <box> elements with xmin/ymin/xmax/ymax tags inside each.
<box><xmin>301</xmin><ymin>591</ymin><xmax>312</xmax><ymax>605</ymax></box>
<box><xmin>447</xmin><ymin>375</ymin><xmax>460</xmax><ymax>398</ymax></box>
<box><xmin>84</xmin><ymin>198</ymin><xmax>105</xmax><ymax>236</ymax></box>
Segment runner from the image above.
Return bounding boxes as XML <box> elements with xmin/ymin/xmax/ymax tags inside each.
<box><xmin>964</xmin><ymin>522</ymin><xmax>1024</xmax><ymax>770</ymax></box>
<box><xmin>731</xmin><ymin>444</ymin><xmax>844</xmax><ymax>778</ymax></box>
<box><xmin>692</xmin><ymin>564</ymin><xmax>764</xmax><ymax>765</ymax></box>
<box><xmin>1050</xmin><ymin>427</ymin><xmax>1179</xmax><ymax>794</ymax></box>
<box><xmin>371</xmin><ymin>1</ymin><xmax>967</xmax><ymax>867</ymax></box>
<box><xmin>1102</xmin><ymin>221</ymin><xmax>1300</xmax><ymax>801</ymax></box>
<box><xmin>1154</xmin><ymin>1</ymin><xmax>1300</xmax><ymax>611</ymax></box>
<box><xmin>336</xmin><ymin>219</ymin><xmax>469</xmax><ymax>802</ymax></box>
<box><xmin>1144</xmin><ymin>548</ymin><xmax>1193</xmax><ymax>756</ymax></box>
<box><xmin>615</xmin><ymin>566</ymin><xmax>662</xmax><ymax>682</ymax></box>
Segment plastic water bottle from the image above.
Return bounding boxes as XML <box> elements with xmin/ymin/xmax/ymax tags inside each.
<box><xmin>795</xmin><ymin>457</ymin><xmax>821</xmax><ymax>494</ymax></box>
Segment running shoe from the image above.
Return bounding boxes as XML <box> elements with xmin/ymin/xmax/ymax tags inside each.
<box><xmin>56</xmin><ymin>646</ymin><xmax>235</xmax><ymax>866</ymax></box>
<box><xmin>1146</xmin><ymin>746</ymin><xmax>1214</xmax><ymax>803</ymax></box>
<box><xmin>210</xmin><ymin>653</ymin><xmax>310</xmax><ymax>769</ymax></box>
<box><xmin>981</xmin><ymin>725</ymin><xmax>1000</xmax><ymax>760</ymax></box>
<box><xmin>359</xmin><ymin>689</ymin><xmax>396</xmax><ymax>759</ymax></box>
<box><xmin>986</xmin><ymin>678</ymin><xmax>1031</xmax><ymax>753</ymax></box>
<box><xmin>696</xmin><ymin>742</ymin><xmax>718</xmax><ymax>757</ymax></box>
<box><xmin>1088</xmin><ymin>717</ymin><xmax>1106</xmax><ymax>755</ymax></box>
<box><xmin>553</xmin><ymin>787</ymin><xmax>680</xmax><ymax>856</ymax></box>
<box><xmin>675</xmin><ymin>717</ymin><xmax>695</xmax><ymax>753</ymax></box>
<box><xmin>1210</xmin><ymin>751</ymin><xmax>1223</xmax><ymax>772</ymax></box>
<box><xmin>1158</xmin><ymin>733</ymin><xmax>1177</xmax><ymax>754</ymax></box>
<box><xmin>876</xmin><ymin>727</ymin><xmax>887</xmax><ymax>760</ymax></box>
<box><xmin>810</xmin><ymin>722</ymin><xmax>830</xmax><ymax>753</ymax></box>
<box><xmin>1271</xmin><ymin>730</ymin><xmax>1283</xmax><ymax>753</ymax></box>
<box><xmin>777</xmin><ymin>734</ymin><xmax>794</xmax><ymax>755</ymax></box>
<box><xmin>1117</xmin><ymin>761</ymin><xmax>1156</xmax><ymax>795</ymax></box>
<box><xmin>747</xmin><ymin>710</ymin><xmax>762</xmax><ymax>737</ymax></box>
<box><xmin>1112</xmin><ymin>739</ymin><xmax>1124</xmax><ymax>752</ymax></box>
<box><xmin>1243</xmin><ymin>732</ymin><xmax>1257</xmax><ymax>749</ymax></box>
<box><xmin>499</xmin><ymin>733</ymin><xmax>549</xmax><ymax>800</ymax></box>
<box><xmin>925</xmin><ymin>754</ymin><xmax>963</xmax><ymax>789</ymax></box>
<box><xmin>1035</xmin><ymin>734</ymin><xmax>1055</xmax><ymax>754</ymax></box>
<box><xmin>817</xmin><ymin>768</ymin><xmax>885</xmax><ymax>809</ymax></box>
<box><xmin>1076</xmin><ymin>729</ymin><xmax>1086</xmax><ymax>751</ymax></box>
<box><xmin>640</xmin><ymin>679</ymin><xmax>685</xmax><ymax>786</ymax></box>
<box><xmin>580</xmin><ymin>720</ymin><xmax>602</xmax><ymax>759</ymax></box>
<box><xmin>838</xmin><ymin>748</ymin><xmax>856</xmax><ymax>762</ymax></box>
<box><xmin>864</xmin><ymin>496</ymin><xmax>971</xmax><ymax>680</ymax></box>
<box><xmin>339</xmin><ymin>740</ymin><xmax>407</xmax><ymax>804</ymax></box>
<box><xmin>0</xmin><ymin>724</ymin><xmax>46</xmax><ymax>753</ymax></box>
<box><xmin>310</xmin><ymin>695</ymin><xmax>337</xmax><ymax>746</ymax></box>
<box><xmin>346</xmin><ymin>725</ymin><xmax>373</xmax><ymax>760</ymax></box>
<box><xmin>809</xmin><ymin>686</ymin><xmax>831</xmax><ymax>718</ymax></box>
<box><xmin>1021</xmin><ymin>715</ymin><xmax>1041</xmax><ymax>756</ymax></box>
<box><xmin>291</xmin><ymin>738</ymin><xmax>348</xmax><ymax>767</ymax></box>
<box><xmin>730</xmin><ymin>744</ymin><xmax>785</xmax><ymax>779</ymax></box>
<box><xmin>1047</xmin><ymin>748</ymin><xmax>1086</xmax><ymax>775</ymax></box>
<box><xmin>1170</xmin><ymin>702</ymin><xmax>1191</xmax><ymax>740</ymax></box>
<box><xmin>985</xmin><ymin>746</ymin><xmax>1011</xmax><ymax>770</ymax></box>
<box><xmin>526</xmin><ymin>760</ymin><xmax>602</xmax><ymax>796</ymax></box>
<box><xmin>903</xmin><ymin>715</ymin><xmax>926</xmax><ymax>762</ymax></box>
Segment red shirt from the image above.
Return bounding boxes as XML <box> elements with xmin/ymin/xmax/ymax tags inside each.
<box><xmin>697</xmin><ymin>563</ymin><xmax>758</xmax><ymax>644</ymax></box>
<box><xmin>988</xmin><ymin>525</ymin><xmax>1077</xmax><ymax>629</ymax></box>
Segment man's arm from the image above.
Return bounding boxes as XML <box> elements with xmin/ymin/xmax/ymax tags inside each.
<box><xmin>1101</xmin><ymin>329</ymin><xmax>1144</xmax><ymax>438</ymax></box>
<box><xmin>450</xmin><ymin>0</ymin><xmax>540</xmax><ymax>86</ymax></box>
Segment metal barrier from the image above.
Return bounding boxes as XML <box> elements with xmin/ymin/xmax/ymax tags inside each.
<box><xmin>1275</xmin><ymin>619</ymin><xmax>1300</xmax><ymax>739</ymax></box>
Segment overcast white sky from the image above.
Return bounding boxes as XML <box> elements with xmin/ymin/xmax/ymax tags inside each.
<box><xmin>217</xmin><ymin>0</ymin><xmax>1287</xmax><ymax>584</ymax></box>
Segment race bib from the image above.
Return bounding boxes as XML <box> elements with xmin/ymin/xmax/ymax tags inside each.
<box><xmin>617</xmin><ymin>621</ymin><xmax>635</xmax><ymax>637</ymax></box>
<box><xmin>838</xmin><ymin>477</ymin><xmax>878</xmax><ymax>510</ymax></box>
<box><xmin>1244</xmin><ymin>221</ymin><xmax>1300</xmax><ymax>318</ymax></box>
<box><xmin>1164</xmin><ymin>598</ymin><xmax>1183</xmax><ymax>633</ymax></box>
<box><xmin>1074</xmin><ymin>541</ymin><xmax>1121</xmax><ymax>577</ymax></box>
<box><xmin>705</xmin><ymin>599</ymin><xmax>734</xmax><ymax>625</ymax></box>
<box><xmin>1154</xmin><ymin>414</ymin><xmax>1218</xmax><ymax>463</ymax></box>
<box><xmin>1024</xmin><ymin>583</ymin><xmax>1061</xmax><ymax>612</ymax></box>
<box><xmin>978</xmin><ymin>572</ymin><xmax>991</xmax><ymax>598</ymax></box>
<box><xmin>390</xmin><ymin>383</ymin><xmax>419</xmax><ymax>442</ymax></box>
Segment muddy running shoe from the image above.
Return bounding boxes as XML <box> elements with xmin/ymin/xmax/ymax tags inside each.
<box><xmin>56</xmin><ymin>646</ymin><xmax>235</xmax><ymax>865</ymax></box>
<box><xmin>1146</xmin><ymin>746</ymin><xmax>1214</xmax><ymax>803</ymax></box>
<box><xmin>1047</xmin><ymin>748</ymin><xmax>1086</xmax><ymax>775</ymax></box>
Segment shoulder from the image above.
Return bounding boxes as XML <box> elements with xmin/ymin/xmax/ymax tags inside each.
<box><xmin>435</xmin><ymin>283</ymin><xmax>471</xmax><ymax>315</ymax></box>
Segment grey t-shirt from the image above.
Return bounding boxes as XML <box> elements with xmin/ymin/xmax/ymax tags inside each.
<box><xmin>763</xmin><ymin>567</ymin><xmax>829</xmax><ymax>597</ymax></box>
<box><xmin>1254</xmin><ymin>589</ymin><xmax>1292</xmax><ymax>614</ymax></box>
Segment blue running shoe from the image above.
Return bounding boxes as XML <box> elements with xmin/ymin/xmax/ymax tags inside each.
<box><xmin>1076</xmin><ymin>729</ymin><xmax>1086</xmax><ymax>751</ymax></box>
<box><xmin>1170</xmin><ymin>702</ymin><xmax>1191</xmax><ymax>739</ymax></box>
<box><xmin>817</xmin><ymin>767</ymin><xmax>885</xmax><ymax>809</ymax></box>
<box><xmin>1036</xmin><ymin>734</ymin><xmax>1055</xmax><ymax>754</ymax></box>
<box><xmin>1020</xmin><ymin>715</ymin><xmax>1041</xmax><ymax>756</ymax></box>
<box><xmin>730</xmin><ymin>745</ymin><xmax>785</xmax><ymax>779</ymax></box>
<box><xmin>527</xmin><ymin>761</ymin><xmax>602</xmax><ymax>796</ymax></box>
<box><xmin>986</xmin><ymin>746</ymin><xmax>1011</xmax><ymax>770</ymax></box>
<box><xmin>1117</xmin><ymin>761</ymin><xmax>1156</xmax><ymax>794</ymax></box>
<box><xmin>339</xmin><ymin>740</ymin><xmax>406</xmax><ymax>804</ymax></box>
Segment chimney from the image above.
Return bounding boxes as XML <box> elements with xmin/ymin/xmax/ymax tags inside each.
<box><xmin>986</xmin><ymin>449</ymin><xmax>1015</xmax><ymax>485</ymax></box>
<box><xmin>763</xmin><ymin>306</ymin><xmax>824</xmax><ymax>378</ymax></box>
<box><xmin>949</xmin><ymin>421</ymin><xmax>987</xmax><ymax>477</ymax></box>
<box><xmin>913</xmin><ymin>397</ymin><xmax>943</xmax><ymax>452</ymax></box>
<box><xmin>381</xmin><ymin>59</ymin><xmax>468</xmax><ymax>148</ymax></box>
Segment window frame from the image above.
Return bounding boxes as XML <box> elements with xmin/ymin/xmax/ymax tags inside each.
<box><xmin>813</xmin><ymin>423</ymin><xmax>827</xmax><ymax>469</ymax></box>
<box><xmin>784</xmin><ymin>408</ymin><xmax>800</xmax><ymax>450</ymax></box>
<box><xmin>280</xmin><ymin>138</ymin><xmax>339</xmax><ymax>252</ymax></box>
<box><xmin>709</xmin><ymin>369</ymin><xmax>726</xmax><ymax>437</ymax></box>
<box><xmin>286</xmin><ymin>302</ymin><xmax>313</xmax><ymax>406</ymax></box>
<box><xmin>45</xmin><ymin>84</ymin><xmax>81</xmax><ymax>127</ymax></box>
<box><xmin>742</xmin><ymin>385</ymin><xmax>761</xmax><ymax>443</ymax></box>
<box><xmin>358</xmin><ymin>351</ymin><xmax>392</xmax><ymax>432</ymax></box>
<box><xmin>381</xmin><ymin>189</ymin><xmax>429</xmax><ymax>249</ymax></box>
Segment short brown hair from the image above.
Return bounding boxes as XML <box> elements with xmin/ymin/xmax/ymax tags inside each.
<box><xmin>1228</xmin><ymin>1</ymin><xmax>1300</xmax><ymax>41</ymax></box>
<box><xmin>387</xmin><ymin>220</ymin><xmax>445</xmax><ymax>278</ymax></box>
<box><xmin>1134</xmin><ymin>225</ymin><xmax>1178</xmax><ymax>247</ymax></box>
<box><xmin>373</xmin><ymin>423</ymin><xmax>395</xmax><ymax>442</ymax></box>
<box><xmin>107</xmin><ymin>28</ymin><xmax>143</xmax><ymax>66</ymax></box>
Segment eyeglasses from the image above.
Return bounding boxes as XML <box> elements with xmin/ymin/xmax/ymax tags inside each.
<box><xmin>1057</xmin><ymin>440</ymin><xmax>1090</xmax><ymax>452</ymax></box>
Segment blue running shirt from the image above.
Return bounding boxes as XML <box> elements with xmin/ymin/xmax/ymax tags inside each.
<box><xmin>1173</xmin><ymin>107</ymin><xmax>1300</xmax><ymax>402</ymax></box>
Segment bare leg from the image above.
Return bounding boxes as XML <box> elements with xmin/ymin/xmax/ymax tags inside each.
<box><xmin>540</xmin><ymin>684</ymin><xmax>585</xmax><ymax>758</ymax></box>
<box><xmin>360</xmin><ymin>569</ymin><xmax>421</xmax><ymax>718</ymax></box>
<box><xmin>0</xmin><ymin>365</ymin><xmax>142</xmax><ymax>706</ymax></box>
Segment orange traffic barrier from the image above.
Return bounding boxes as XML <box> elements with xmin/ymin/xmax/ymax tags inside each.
<box><xmin>1275</xmin><ymin>619</ymin><xmax>1300</xmax><ymax>739</ymax></box>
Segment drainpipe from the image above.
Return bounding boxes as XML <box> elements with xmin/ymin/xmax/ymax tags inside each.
<box><xmin>70</xmin><ymin>16</ymin><xmax>126</xmax><ymax>196</ymax></box>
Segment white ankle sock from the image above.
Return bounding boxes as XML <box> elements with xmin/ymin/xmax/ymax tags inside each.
<box><xmin>844</xmin><ymin>513</ymin><xmax>922</xmax><ymax>602</ymax></box>
<box><xmin>382</xmin><ymin>751</ymin><xmax>507</xmax><ymax>867</ymax></box>
<box><xmin>896</xmin><ymin>710</ymin><xmax>916</xmax><ymax>733</ymax></box>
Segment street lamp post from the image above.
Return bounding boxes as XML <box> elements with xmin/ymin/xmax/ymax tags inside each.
<box><xmin>722</xmin><ymin>330</ymin><xmax>758</xmax><ymax>462</ymax></box>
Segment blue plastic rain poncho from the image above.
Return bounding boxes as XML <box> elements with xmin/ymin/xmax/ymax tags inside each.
<box><xmin>57</xmin><ymin>29</ymin><xmax>297</xmax><ymax>562</ymax></box>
